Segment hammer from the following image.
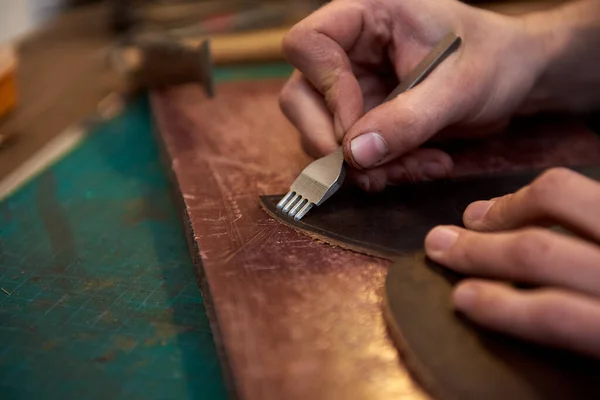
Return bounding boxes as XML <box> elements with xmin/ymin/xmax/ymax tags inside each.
<box><xmin>110</xmin><ymin>34</ymin><xmax>215</xmax><ymax>97</ymax></box>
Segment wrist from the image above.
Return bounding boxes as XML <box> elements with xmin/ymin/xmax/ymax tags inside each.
<box><xmin>521</xmin><ymin>8</ymin><xmax>570</xmax><ymax>64</ymax></box>
<box><xmin>515</xmin><ymin>10</ymin><xmax>570</xmax><ymax>114</ymax></box>
<box><xmin>517</xmin><ymin>1</ymin><xmax>600</xmax><ymax>113</ymax></box>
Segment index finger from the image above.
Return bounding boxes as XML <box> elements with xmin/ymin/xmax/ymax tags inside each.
<box><xmin>463</xmin><ymin>168</ymin><xmax>600</xmax><ymax>242</ymax></box>
<box><xmin>282</xmin><ymin>1</ymin><xmax>369</xmax><ymax>137</ymax></box>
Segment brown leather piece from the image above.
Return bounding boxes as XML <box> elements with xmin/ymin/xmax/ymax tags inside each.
<box><xmin>151</xmin><ymin>80</ymin><xmax>427</xmax><ymax>400</ymax></box>
<box><xmin>151</xmin><ymin>78</ymin><xmax>600</xmax><ymax>400</ymax></box>
<box><xmin>386</xmin><ymin>253</ymin><xmax>600</xmax><ymax>400</ymax></box>
<box><xmin>260</xmin><ymin>169</ymin><xmax>549</xmax><ymax>258</ymax></box>
<box><xmin>262</xmin><ymin>166</ymin><xmax>600</xmax><ymax>400</ymax></box>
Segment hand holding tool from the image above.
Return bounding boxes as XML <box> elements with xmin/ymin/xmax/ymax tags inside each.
<box><xmin>276</xmin><ymin>32</ymin><xmax>462</xmax><ymax>221</ymax></box>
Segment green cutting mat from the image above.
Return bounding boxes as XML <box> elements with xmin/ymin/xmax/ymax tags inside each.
<box><xmin>0</xmin><ymin>96</ymin><xmax>225</xmax><ymax>400</ymax></box>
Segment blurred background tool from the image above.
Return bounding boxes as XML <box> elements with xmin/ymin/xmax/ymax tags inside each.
<box><xmin>110</xmin><ymin>36</ymin><xmax>215</xmax><ymax>96</ymax></box>
<box><xmin>112</xmin><ymin>0</ymin><xmax>257</xmax><ymax>33</ymax></box>
<box><xmin>164</xmin><ymin>5</ymin><xmax>296</xmax><ymax>37</ymax></box>
<box><xmin>198</xmin><ymin>27</ymin><xmax>289</xmax><ymax>65</ymax></box>
<box><xmin>113</xmin><ymin>25</ymin><xmax>290</xmax><ymax>84</ymax></box>
<box><xmin>111</xmin><ymin>0</ymin><xmax>323</xmax><ymax>34</ymax></box>
<box><xmin>108</xmin><ymin>25</ymin><xmax>291</xmax><ymax>96</ymax></box>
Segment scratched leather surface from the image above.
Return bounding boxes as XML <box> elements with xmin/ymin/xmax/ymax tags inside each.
<box><xmin>150</xmin><ymin>79</ymin><xmax>600</xmax><ymax>400</ymax></box>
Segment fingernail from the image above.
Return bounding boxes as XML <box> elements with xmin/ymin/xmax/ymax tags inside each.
<box><xmin>422</xmin><ymin>161</ymin><xmax>449</xmax><ymax>179</ymax></box>
<box><xmin>425</xmin><ymin>226</ymin><xmax>459</xmax><ymax>256</ymax></box>
<box><xmin>350</xmin><ymin>133</ymin><xmax>387</xmax><ymax>168</ymax></box>
<box><xmin>453</xmin><ymin>283</ymin><xmax>478</xmax><ymax>310</ymax></box>
<box><xmin>464</xmin><ymin>201</ymin><xmax>494</xmax><ymax>223</ymax></box>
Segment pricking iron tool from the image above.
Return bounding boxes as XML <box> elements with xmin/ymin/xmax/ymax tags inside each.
<box><xmin>277</xmin><ymin>32</ymin><xmax>462</xmax><ymax>221</ymax></box>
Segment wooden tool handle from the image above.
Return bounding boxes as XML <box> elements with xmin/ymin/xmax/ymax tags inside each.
<box><xmin>187</xmin><ymin>27</ymin><xmax>289</xmax><ymax>65</ymax></box>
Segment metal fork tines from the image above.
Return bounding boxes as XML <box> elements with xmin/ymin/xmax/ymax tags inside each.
<box><xmin>276</xmin><ymin>148</ymin><xmax>346</xmax><ymax>221</ymax></box>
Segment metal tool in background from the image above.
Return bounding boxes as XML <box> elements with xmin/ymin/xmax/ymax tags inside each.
<box><xmin>276</xmin><ymin>32</ymin><xmax>463</xmax><ymax>221</ymax></box>
<box><xmin>101</xmin><ymin>34</ymin><xmax>215</xmax><ymax>129</ymax></box>
<box><xmin>109</xmin><ymin>35</ymin><xmax>215</xmax><ymax>96</ymax></box>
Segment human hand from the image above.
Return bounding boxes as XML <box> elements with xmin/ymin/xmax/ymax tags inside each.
<box><xmin>279</xmin><ymin>0</ymin><xmax>551</xmax><ymax>191</ymax></box>
<box><xmin>425</xmin><ymin>167</ymin><xmax>600</xmax><ymax>358</ymax></box>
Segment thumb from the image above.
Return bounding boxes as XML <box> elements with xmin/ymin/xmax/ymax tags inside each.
<box><xmin>342</xmin><ymin>69</ymin><xmax>464</xmax><ymax>169</ymax></box>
